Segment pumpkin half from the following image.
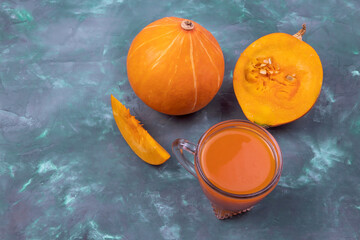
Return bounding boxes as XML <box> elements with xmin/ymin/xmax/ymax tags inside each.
<box><xmin>233</xmin><ymin>24</ymin><xmax>323</xmax><ymax>127</ymax></box>
<box><xmin>111</xmin><ymin>95</ymin><xmax>170</xmax><ymax>165</ymax></box>
<box><xmin>127</xmin><ymin>17</ymin><xmax>224</xmax><ymax>115</ymax></box>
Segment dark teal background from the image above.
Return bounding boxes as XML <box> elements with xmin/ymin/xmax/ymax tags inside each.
<box><xmin>1</xmin><ymin>0</ymin><xmax>360</xmax><ymax>239</ymax></box>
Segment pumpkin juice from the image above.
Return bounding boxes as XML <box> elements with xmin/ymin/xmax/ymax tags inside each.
<box><xmin>193</xmin><ymin>121</ymin><xmax>282</xmax><ymax>214</ymax></box>
<box><xmin>200</xmin><ymin>127</ymin><xmax>275</xmax><ymax>195</ymax></box>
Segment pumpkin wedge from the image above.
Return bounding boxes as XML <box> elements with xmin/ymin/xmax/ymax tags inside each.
<box><xmin>111</xmin><ymin>95</ymin><xmax>170</xmax><ymax>165</ymax></box>
<box><xmin>233</xmin><ymin>24</ymin><xmax>323</xmax><ymax>127</ymax></box>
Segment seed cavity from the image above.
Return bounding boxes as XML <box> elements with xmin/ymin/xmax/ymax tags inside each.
<box><xmin>246</xmin><ymin>57</ymin><xmax>300</xmax><ymax>100</ymax></box>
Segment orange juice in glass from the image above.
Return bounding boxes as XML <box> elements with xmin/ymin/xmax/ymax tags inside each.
<box><xmin>172</xmin><ymin>120</ymin><xmax>283</xmax><ymax>219</ymax></box>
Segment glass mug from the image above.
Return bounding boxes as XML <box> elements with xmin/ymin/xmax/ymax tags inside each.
<box><xmin>172</xmin><ymin>120</ymin><xmax>283</xmax><ymax>219</ymax></box>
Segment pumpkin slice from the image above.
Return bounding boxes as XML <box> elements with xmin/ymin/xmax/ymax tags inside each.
<box><xmin>111</xmin><ymin>95</ymin><xmax>170</xmax><ymax>165</ymax></box>
<box><xmin>233</xmin><ymin>24</ymin><xmax>323</xmax><ymax>127</ymax></box>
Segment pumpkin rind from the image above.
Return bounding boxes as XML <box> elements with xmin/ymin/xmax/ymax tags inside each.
<box><xmin>233</xmin><ymin>32</ymin><xmax>323</xmax><ymax>126</ymax></box>
<box><xmin>111</xmin><ymin>95</ymin><xmax>170</xmax><ymax>165</ymax></box>
<box><xmin>127</xmin><ymin>17</ymin><xmax>225</xmax><ymax>115</ymax></box>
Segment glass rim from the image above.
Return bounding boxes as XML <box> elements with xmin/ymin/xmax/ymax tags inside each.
<box><xmin>195</xmin><ymin>119</ymin><xmax>283</xmax><ymax>199</ymax></box>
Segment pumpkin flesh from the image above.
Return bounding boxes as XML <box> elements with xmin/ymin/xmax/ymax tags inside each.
<box><xmin>111</xmin><ymin>95</ymin><xmax>170</xmax><ymax>165</ymax></box>
<box><xmin>233</xmin><ymin>32</ymin><xmax>323</xmax><ymax>126</ymax></box>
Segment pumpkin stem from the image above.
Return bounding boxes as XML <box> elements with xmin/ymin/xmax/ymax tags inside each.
<box><xmin>181</xmin><ymin>20</ymin><xmax>194</xmax><ymax>31</ymax></box>
<box><xmin>293</xmin><ymin>24</ymin><xmax>306</xmax><ymax>40</ymax></box>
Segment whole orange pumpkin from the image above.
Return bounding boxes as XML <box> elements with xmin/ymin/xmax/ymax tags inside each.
<box><xmin>127</xmin><ymin>17</ymin><xmax>225</xmax><ymax>115</ymax></box>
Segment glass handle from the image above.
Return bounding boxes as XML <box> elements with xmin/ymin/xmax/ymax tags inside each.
<box><xmin>172</xmin><ymin>138</ymin><xmax>197</xmax><ymax>178</ymax></box>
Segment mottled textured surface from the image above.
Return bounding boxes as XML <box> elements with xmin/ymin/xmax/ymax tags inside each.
<box><xmin>0</xmin><ymin>0</ymin><xmax>359</xmax><ymax>239</ymax></box>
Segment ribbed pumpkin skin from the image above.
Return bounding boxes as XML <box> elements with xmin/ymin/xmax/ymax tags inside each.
<box><xmin>127</xmin><ymin>17</ymin><xmax>224</xmax><ymax>115</ymax></box>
